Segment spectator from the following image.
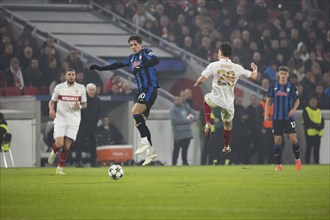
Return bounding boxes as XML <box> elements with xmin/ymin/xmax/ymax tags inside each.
<box><xmin>103</xmin><ymin>73</ymin><xmax>123</xmax><ymax>94</ymax></box>
<box><xmin>76</xmin><ymin>72</ymin><xmax>86</xmax><ymax>86</ymax></box>
<box><xmin>42</xmin><ymin>57</ymin><xmax>59</xmax><ymax>87</ymax></box>
<box><xmin>303</xmin><ymin>96</ymin><xmax>324</xmax><ymax>164</ymax></box>
<box><xmin>25</xmin><ymin>58</ymin><xmax>43</xmax><ymax>88</ymax></box>
<box><xmin>132</xmin><ymin>4</ymin><xmax>156</xmax><ymax>28</ymax></box>
<box><xmin>312</xmin><ymin>84</ymin><xmax>330</xmax><ymax>110</ymax></box>
<box><xmin>96</xmin><ymin>115</ymin><xmax>123</xmax><ymax>146</ymax></box>
<box><xmin>83</xmin><ymin>61</ymin><xmax>103</xmax><ymax>94</ymax></box>
<box><xmin>170</xmin><ymin>96</ymin><xmax>195</xmax><ymax>166</ymax></box>
<box><xmin>74</xmin><ymin>83</ymin><xmax>101</xmax><ymax>167</ymax></box>
<box><xmin>1</xmin><ymin>43</ymin><xmax>15</xmax><ymax>71</ymax></box>
<box><xmin>49</xmin><ymin>71</ymin><xmax>65</xmax><ymax>95</ymax></box>
<box><xmin>19</xmin><ymin>46</ymin><xmax>34</xmax><ymax>71</ymax></box>
<box><xmin>4</xmin><ymin>57</ymin><xmax>28</xmax><ymax>90</ymax></box>
<box><xmin>64</xmin><ymin>49</ymin><xmax>83</xmax><ymax>72</ymax></box>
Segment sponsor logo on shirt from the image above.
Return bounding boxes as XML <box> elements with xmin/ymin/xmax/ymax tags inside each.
<box><xmin>58</xmin><ymin>95</ymin><xmax>81</xmax><ymax>102</ymax></box>
<box><xmin>276</xmin><ymin>91</ymin><xmax>287</xmax><ymax>96</ymax></box>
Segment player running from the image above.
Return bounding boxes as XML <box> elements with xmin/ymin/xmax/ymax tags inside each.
<box><xmin>90</xmin><ymin>35</ymin><xmax>159</xmax><ymax>166</ymax></box>
<box><xmin>48</xmin><ymin>67</ymin><xmax>87</xmax><ymax>174</ymax></box>
<box><xmin>264</xmin><ymin>66</ymin><xmax>302</xmax><ymax>171</ymax></box>
<box><xmin>194</xmin><ymin>42</ymin><xmax>258</xmax><ymax>155</ymax></box>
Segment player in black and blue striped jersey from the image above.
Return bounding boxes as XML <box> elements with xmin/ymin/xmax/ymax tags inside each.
<box><xmin>90</xmin><ymin>35</ymin><xmax>159</xmax><ymax>166</ymax></box>
<box><xmin>264</xmin><ymin>66</ymin><xmax>302</xmax><ymax>171</ymax></box>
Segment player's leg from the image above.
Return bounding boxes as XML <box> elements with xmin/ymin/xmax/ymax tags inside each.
<box><xmin>203</xmin><ymin>94</ymin><xmax>213</xmax><ymax>138</ymax></box>
<box><xmin>56</xmin><ymin>125</ymin><xmax>78</xmax><ymax>174</ymax></box>
<box><xmin>221</xmin><ymin>108</ymin><xmax>234</xmax><ymax>154</ymax></box>
<box><xmin>287</xmin><ymin>120</ymin><xmax>301</xmax><ymax>170</ymax></box>
<box><xmin>273</xmin><ymin>135</ymin><xmax>283</xmax><ymax>171</ymax></box>
<box><xmin>48</xmin><ymin>123</ymin><xmax>65</xmax><ymax>165</ymax></box>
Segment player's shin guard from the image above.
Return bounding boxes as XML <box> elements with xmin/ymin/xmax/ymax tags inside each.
<box><xmin>58</xmin><ymin>149</ymin><xmax>69</xmax><ymax>167</ymax></box>
<box><xmin>133</xmin><ymin>114</ymin><xmax>148</xmax><ymax>138</ymax></box>
<box><xmin>274</xmin><ymin>144</ymin><xmax>282</xmax><ymax>165</ymax></box>
<box><xmin>203</xmin><ymin>101</ymin><xmax>212</xmax><ymax>124</ymax></box>
<box><xmin>292</xmin><ymin>143</ymin><xmax>300</xmax><ymax>159</ymax></box>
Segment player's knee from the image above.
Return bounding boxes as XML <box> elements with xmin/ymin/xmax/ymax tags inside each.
<box><xmin>133</xmin><ymin>114</ymin><xmax>145</xmax><ymax>126</ymax></box>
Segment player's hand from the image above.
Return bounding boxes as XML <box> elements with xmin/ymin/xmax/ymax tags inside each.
<box><xmin>90</xmin><ymin>64</ymin><xmax>101</xmax><ymax>71</ymax></box>
<box><xmin>288</xmin><ymin>109</ymin><xmax>296</xmax><ymax>117</ymax></box>
<box><xmin>73</xmin><ymin>102</ymin><xmax>81</xmax><ymax>110</ymax></box>
<box><xmin>251</xmin><ymin>62</ymin><xmax>258</xmax><ymax>71</ymax></box>
<box><xmin>49</xmin><ymin>109</ymin><xmax>56</xmax><ymax>120</ymax></box>
<box><xmin>133</xmin><ymin>65</ymin><xmax>143</xmax><ymax>74</ymax></box>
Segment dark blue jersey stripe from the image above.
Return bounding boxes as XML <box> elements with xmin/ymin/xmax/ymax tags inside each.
<box><xmin>121</xmin><ymin>48</ymin><xmax>159</xmax><ymax>92</ymax></box>
<box><xmin>267</xmin><ymin>81</ymin><xmax>299</xmax><ymax>121</ymax></box>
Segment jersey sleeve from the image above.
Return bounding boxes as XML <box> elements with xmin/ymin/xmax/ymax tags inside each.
<box><xmin>292</xmin><ymin>84</ymin><xmax>299</xmax><ymax>100</ymax></box>
<box><xmin>121</xmin><ymin>55</ymin><xmax>131</xmax><ymax>67</ymax></box>
<box><xmin>51</xmin><ymin>84</ymin><xmax>59</xmax><ymax>101</ymax></box>
<box><xmin>144</xmin><ymin>48</ymin><xmax>157</xmax><ymax>61</ymax></box>
<box><xmin>237</xmin><ymin>65</ymin><xmax>252</xmax><ymax>78</ymax></box>
<box><xmin>267</xmin><ymin>83</ymin><xmax>274</xmax><ymax>99</ymax></box>
<box><xmin>81</xmin><ymin>86</ymin><xmax>87</xmax><ymax>103</ymax></box>
<box><xmin>201</xmin><ymin>63</ymin><xmax>213</xmax><ymax>78</ymax></box>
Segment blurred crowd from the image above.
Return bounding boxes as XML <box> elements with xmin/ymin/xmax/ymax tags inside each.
<box><xmin>0</xmin><ymin>9</ymin><xmax>133</xmax><ymax>96</ymax></box>
<box><xmin>98</xmin><ymin>0</ymin><xmax>330</xmax><ymax>109</ymax></box>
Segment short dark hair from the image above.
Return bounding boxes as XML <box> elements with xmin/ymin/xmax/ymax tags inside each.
<box><xmin>220</xmin><ymin>42</ymin><xmax>232</xmax><ymax>57</ymax></box>
<box><xmin>65</xmin><ymin>67</ymin><xmax>75</xmax><ymax>74</ymax></box>
<box><xmin>279</xmin><ymin>66</ymin><xmax>289</xmax><ymax>72</ymax></box>
<box><xmin>128</xmin><ymin>35</ymin><xmax>142</xmax><ymax>44</ymax></box>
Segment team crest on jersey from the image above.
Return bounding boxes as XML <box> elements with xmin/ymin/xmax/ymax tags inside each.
<box><xmin>287</xmin><ymin>88</ymin><xmax>290</xmax><ymax>93</ymax></box>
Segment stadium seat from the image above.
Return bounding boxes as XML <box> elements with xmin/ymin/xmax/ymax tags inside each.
<box><xmin>23</xmin><ymin>86</ymin><xmax>40</xmax><ymax>96</ymax></box>
<box><xmin>4</xmin><ymin>87</ymin><xmax>21</xmax><ymax>96</ymax></box>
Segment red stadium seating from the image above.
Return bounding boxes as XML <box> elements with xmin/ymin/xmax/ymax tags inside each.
<box><xmin>4</xmin><ymin>87</ymin><xmax>21</xmax><ymax>96</ymax></box>
<box><xmin>23</xmin><ymin>86</ymin><xmax>40</xmax><ymax>95</ymax></box>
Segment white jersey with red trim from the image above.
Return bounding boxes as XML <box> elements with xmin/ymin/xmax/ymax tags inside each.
<box><xmin>201</xmin><ymin>58</ymin><xmax>252</xmax><ymax>109</ymax></box>
<box><xmin>51</xmin><ymin>81</ymin><xmax>87</xmax><ymax>126</ymax></box>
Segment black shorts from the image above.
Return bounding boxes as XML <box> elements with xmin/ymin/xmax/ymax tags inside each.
<box><xmin>272</xmin><ymin>119</ymin><xmax>297</xmax><ymax>136</ymax></box>
<box><xmin>135</xmin><ymin>87</ymin><xmax>158</xmax><ymax>118</ymax></box>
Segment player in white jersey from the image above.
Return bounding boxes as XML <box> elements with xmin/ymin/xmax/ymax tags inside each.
<box><xmin>47</xmin><ymin>68</ymin><xmax>87</xmax><ymax>174</ymax></box>
<box><xmin>194</xmin><ymin>42</ymin><xmax>258</xmax><ymax>154</ymax></box>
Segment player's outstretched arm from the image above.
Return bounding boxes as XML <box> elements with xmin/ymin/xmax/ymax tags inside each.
<box><xmin>194</xmin><ymin>75</ymin><xmax>207</xmax><ymax>87</ymax></box>
<box><xmin>249</xmin><ymin>62</ymin><xmax>258</xmax><ymax>80</ymax></box>
<box><xmin>90</xmin><ymin>63</ymin><xmax>126</xmax><ymax>71</ymax></box>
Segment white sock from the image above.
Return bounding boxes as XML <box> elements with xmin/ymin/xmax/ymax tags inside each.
<box><xmin>147</xmin><ymin>146</ymin><xmax>155</xmax><ymax>155</ymax></box>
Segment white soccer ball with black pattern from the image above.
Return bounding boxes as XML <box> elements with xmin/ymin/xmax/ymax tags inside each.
<box><xmin>108</xmin><ymin>164</ymin><xmax>124</xmax><ymax>180</ymax></box>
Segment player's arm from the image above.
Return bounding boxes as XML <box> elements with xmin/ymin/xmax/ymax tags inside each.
<box><xmin>134</xmin><ymin>56</ymin><xmax>159</xmax><ymax>73</ymax></box>
<box><xmin>264</xmin><ymin>97</ymin><xmax>272</xmax><ymax>121</ymax></box>
<box><xmin>90</xmin><ymin>63</ymin><xmax>126</xmax><ymax>71</ymax></box>
<box><xmin>49</xmin><ymin>100</ymin><xmax>56</xmax><ymax>120</ymax></box>
<box><xmin>288</xmin><ymin>99</ymin><xmax>299</xmax><ymax>117</ymax></box>
<box><xmin>194</xmin><ymin>75</ymin><xmax>207</xmax><ymax>87</ymax></box>
<box><xmin>249</xmin><ymin>62</ymin><xmax>258</xmax><ymax>80</ymax></box>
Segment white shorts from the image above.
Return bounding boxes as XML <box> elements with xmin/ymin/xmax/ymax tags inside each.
<box><xmin>53</xmin><ymin>123</ymin><xmax>79</xmax><ymax>141</ymax></box>
<box><xmin>204</xmin><ymin>93</ymin><xmax>235</xmax><ymax>122</ymax></box>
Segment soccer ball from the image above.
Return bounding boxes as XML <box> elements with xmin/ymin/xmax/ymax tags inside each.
<box><xmin>108</xmin><ymin>164</ymin><xmax>124</xmax><ymax>180</ymax></box>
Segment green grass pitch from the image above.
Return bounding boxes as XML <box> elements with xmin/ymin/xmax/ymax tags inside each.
<box><xmin>1</xmin><ymin>165</ymin><xmax>329</xmax><ymax>219</ymax></box>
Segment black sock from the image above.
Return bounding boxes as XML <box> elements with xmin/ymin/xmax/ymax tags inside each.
<box><xmin>146</xmin><ymin>126</ymin><xmax>152</xmax><ymax>146</ymax></box>
<box><xmin>292</xmin><ymin>143</ymin><xmax>300</xmax><ymax>159</ymax></box>
<box><xmin>274</xmin><ymin>144</ymin><xmax>282</xmax><ymax>165</ymax></box>
<box><xmin>136</xmin><ymin>123</ymin><xmax>148</xmax><ymax>138</ymax></box>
